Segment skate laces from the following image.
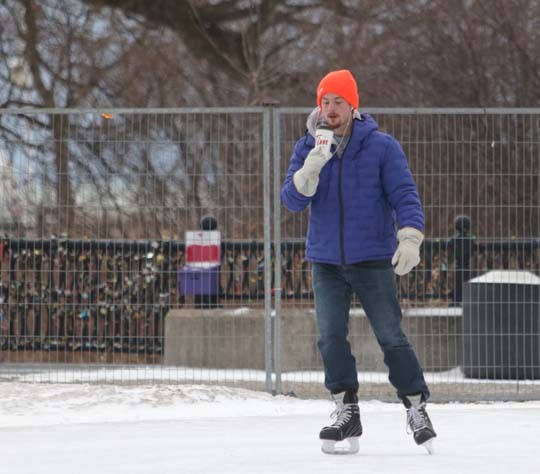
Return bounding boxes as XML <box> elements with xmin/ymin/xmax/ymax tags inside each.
<box><xmin>329</xmin><ymin>402</ymin><xmax>354</xmax><ymax>427</ymax></box>
<box><xmin>406</xmin><ymin>403</ymin><xmax>428</xmax><ymax>434</ymax></box>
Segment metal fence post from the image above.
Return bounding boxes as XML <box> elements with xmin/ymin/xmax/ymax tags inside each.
<box><xmin>262</xmin><ymin>108</ymin><xmax>273</xmax><ymax>392</ymax></box>
<box><xmin>272</xmin><ymin>107</ymin><xmax>282</xmax><ymax>394</ymax></box>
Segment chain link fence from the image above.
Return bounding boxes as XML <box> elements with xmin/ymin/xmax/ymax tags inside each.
<box><xmin>1</xmin><ymin>107</ymin><xmax>539</xmax><ymax>401</ymax></box>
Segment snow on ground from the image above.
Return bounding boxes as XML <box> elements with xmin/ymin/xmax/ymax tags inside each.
<box><xmin>0</xmin><ymin>382</ymin><xmax>539</xmax><ymax>474</ymax></box>
<box><xmin>4</xmin><ymin>364</ymin><xmax>540</xmax><ymax>386</ymax></box>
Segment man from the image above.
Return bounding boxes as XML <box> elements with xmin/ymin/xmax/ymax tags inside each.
<box><xmin>281</xmin><ymin>69</ymin><xmax>436</xmax><ymax>455</ymax></box>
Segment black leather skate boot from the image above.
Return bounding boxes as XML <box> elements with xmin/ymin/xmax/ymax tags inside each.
<box><xmin>319</xmin><ymin>390</ymin><xmax>362</xmax><ymax>454</ymax></box>
<box><xmin>403</xmin><ymin>393</ymin><xmax>437</xmax><ymax>454</ymax></box>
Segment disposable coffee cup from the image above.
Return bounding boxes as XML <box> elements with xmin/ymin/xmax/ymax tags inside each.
<box><xmin>315</xmin><ymin>128</ymin><xmax>334</xmax><ymax>154</ymax></box>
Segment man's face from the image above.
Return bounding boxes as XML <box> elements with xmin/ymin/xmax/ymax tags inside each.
<box><xmin>320</xmin><ymin>93</ymin><xmax>353</xmax><ymax>135</ymax></box>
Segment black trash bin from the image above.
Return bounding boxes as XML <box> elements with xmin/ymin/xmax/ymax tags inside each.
<box><xmin>463</xmin><ymin>270</ymin><xmax>540</xmax><ymax>379</ymax></box>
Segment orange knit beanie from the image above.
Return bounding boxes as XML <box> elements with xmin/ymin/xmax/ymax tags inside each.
<box><xmin>316</xmin><ymin>69</ymin><xmax>359</xmax><ymax>109</ymax></box>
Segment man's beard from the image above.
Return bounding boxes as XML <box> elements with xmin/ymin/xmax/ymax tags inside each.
<box><xmin>328</xmin><ymin>122</ymin><xmax>341</xmax><ymax>130</ymax></box>
<box><xmin>327</xmin><ymin>118</ymin><xmax>344</xmax><ymax>130</ymax></box>
<box><xmin>328</xmin><ymin>119</ymin><xmax>349</xmax><ymax>133</ymax></box>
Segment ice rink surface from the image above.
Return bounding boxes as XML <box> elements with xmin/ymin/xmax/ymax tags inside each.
<box><xmin>0</xmin><ymin>382</ymin><xmax>538</xmax><ymax>474</ymax></box>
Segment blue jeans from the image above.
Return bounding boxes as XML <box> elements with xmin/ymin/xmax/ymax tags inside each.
<box><xmin>312</xmin><ymin>260</ymin><xmax>429</xmax><ymax>400</ymax></box>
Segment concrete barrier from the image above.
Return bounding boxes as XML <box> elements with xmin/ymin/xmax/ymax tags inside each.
<box><xmin>164</xmin><ymin>307</ymin><xmax>462</xmax><ymax>372</ymax></box>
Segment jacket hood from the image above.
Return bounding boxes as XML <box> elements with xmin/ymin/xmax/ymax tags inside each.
<box><xmin>305</xmin><ymin>107</ymin><xmax>378</xmax><ymax>146</ymax></box>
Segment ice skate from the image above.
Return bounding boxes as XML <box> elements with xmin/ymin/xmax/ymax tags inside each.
<box><xmin>403</xmin><ymin>394</ymin><xmax>437</xmax><ymax>454</ymax></box>
<box><xmin>319</xmin><ymin>390</ymin><xmax>362</xmax><ymax>455</ymax></box>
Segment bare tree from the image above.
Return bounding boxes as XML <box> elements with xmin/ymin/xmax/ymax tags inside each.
<box><xmin>0</xmin><ymin>0</ymin><xmax>146</xmax><ymax>234</ymax></box>
<box><xmin>338</xmin><ymin>0</ymin><xmax>540</xmax><ymax>107</ymax></box>
<box><xmin>2</xmin><ymin>0</ymin><xmax>540</xmax><ymax>241</ymax></box>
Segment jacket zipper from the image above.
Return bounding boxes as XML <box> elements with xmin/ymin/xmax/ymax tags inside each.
<box><xmin>337</xmin><ymin>135</ymin><xmax>352</xmax><ymax>265</ymax></box>
<box><xmin>338</xmin><ymin>157</ymin><xmax>346</xmax><ymax>264</ymax></box>
<box><xmin>336</xmin><ymin>118</ymin><xmax>370</xmax><ymax>264</ymax></box>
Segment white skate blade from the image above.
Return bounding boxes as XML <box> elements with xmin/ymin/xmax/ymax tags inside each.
<box><xmin>321</xmin><ymin>437</ymin><xmax>359</xmax><ymax>455</ymax></box>
<box><xmin>421</xmin><ymin>439</ymin><xmax>435</xmax><ymax>455</ymax></box>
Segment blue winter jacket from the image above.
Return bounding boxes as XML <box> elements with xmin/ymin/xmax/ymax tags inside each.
<box><xmin>281</xmin><ymin>112</ymin><xmax>424</xmax><ymax>265</ymax></box>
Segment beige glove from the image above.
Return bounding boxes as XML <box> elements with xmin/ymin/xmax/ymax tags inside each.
<box><xmin>392</xmin><ymin>227</ymin><xmax>424</xmax><ymax>276</ymax></box>
<box><xmin>293</xmin><ymin>145</ymin><xmax>333</xmax><ymax>196</ymax></box>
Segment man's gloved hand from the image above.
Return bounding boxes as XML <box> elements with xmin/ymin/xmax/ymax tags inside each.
<box><xmin>392</xmin><ymin>227</ymin><xmax>424</xmax><ymax>276</ymax></box>
<box><xmin>293</xmin><ymin>145</ymin><xmax>333</xmax><ymax>196</ymax></box>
